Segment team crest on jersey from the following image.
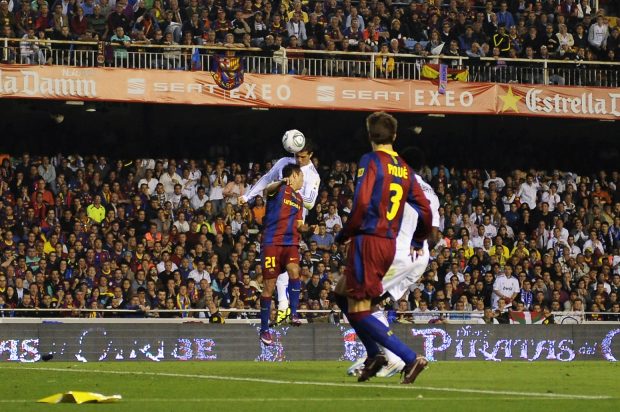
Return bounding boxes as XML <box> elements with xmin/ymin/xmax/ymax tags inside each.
<box><xmin>357</xmin><ymin>168</ymin><xmax>365</xmax><ymax>177</ymax></box>
<box><xmin>212</xmin><ymin>53</ymin><xmax>244</xmax><ymax>90</ymax></box>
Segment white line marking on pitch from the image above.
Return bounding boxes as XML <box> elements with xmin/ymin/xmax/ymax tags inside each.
<box><xmin>1</xmin><ymin>366</ymin><xmax>611</xmax><ymax>401</ymax></box>
<box><xmin>0</xmin><ymin>397</ymin><xmax>594</xmax><ymax>403</ymax></box>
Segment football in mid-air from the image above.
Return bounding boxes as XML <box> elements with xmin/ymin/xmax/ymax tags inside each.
<box><xmin>282</xmin><ymin>129</ymin><xmax>306</xmax><ymax>154</ymax></box>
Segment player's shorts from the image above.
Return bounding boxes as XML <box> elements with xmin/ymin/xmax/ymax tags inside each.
<box><xmin>382</xmin><ymin>241</ymin><xmax>430</xmax><ymax>301</ymax></box>
<box><xmin>261</xmin><ymin>245</ymin><xmax>300</xmax><ymax>280</ymax></box>
<box><xmin>345</xmin><ymin>235</ymin><xmax>396</xmax><ymax>300</ymax></box>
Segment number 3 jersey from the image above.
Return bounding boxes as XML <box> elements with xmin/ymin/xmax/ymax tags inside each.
<box><xmin>339</xmin><ymin>149</ymin><xmax>433</xmax><ymax>248</ymax></box>
<box><xmin>262</xmin><ymin>184</ymin><xmax>304</xmax><ymax>247</ymax></box>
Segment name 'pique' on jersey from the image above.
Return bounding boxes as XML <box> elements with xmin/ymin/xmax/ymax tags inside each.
<box><xmin>340</xmin><ymin>149</ymin><xmax>433</xmax><ymax>246</ymax></box>
<box><xmin>262</xmin><ymin>184</ymin><xmax>304</xmax><ymax>247</ymax></box>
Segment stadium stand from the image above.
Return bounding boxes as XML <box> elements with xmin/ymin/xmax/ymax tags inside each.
<box><xmin>0</xmin><ymin>154</ymin><xmax>618</xmax><ymax>323</ymax></box>
<box><xmin>0</xmin><ymin>0</ymin><xmax>618</xmax><ymax>86</ymax></box>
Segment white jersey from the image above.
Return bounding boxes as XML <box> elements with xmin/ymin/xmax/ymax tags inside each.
<box><xmin>382</xmin><ymin>174</ymin><xmax>439</xmax><ymax>300</ymax></box>
<box><xmin>491</xmin><ymin>275</ymin><xmax>520</xmax><ymax>309</ymax></box>
<box><xmin>394</xmin><ymin>175</ymin><xmax>440</xmax><ymax>254</ymax></box>
<box><xmin>241</xmin><ymin>157</ymin><xmax>320</xmax><ymax>218</ymax></box>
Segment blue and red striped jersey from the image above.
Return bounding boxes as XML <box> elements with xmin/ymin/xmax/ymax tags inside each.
<box><xmin>339</xmin><ymin>149</ymin><xmax>432</xmax><ymax>246</ymax></box>
<box><xmin>262</xmin><ymin>184</ymin><xmax>304</xmax><ymax>246</ymax></box>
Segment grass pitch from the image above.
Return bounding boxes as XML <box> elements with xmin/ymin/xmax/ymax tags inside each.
<box><xmin>0</xmin><ymin>361</ymin><xmax>617</xmax><ymax>412</ymax></box>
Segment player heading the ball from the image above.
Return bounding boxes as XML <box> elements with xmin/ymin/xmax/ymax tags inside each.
<box><xmin>239</xmin><ymin>133</ymin><xmax>320</xmax><ymax>326</ymax></box>
<box><xmin>259</xmin><ymin>164</ymin><xmax>305</xmax><ymax>345</ymax></box>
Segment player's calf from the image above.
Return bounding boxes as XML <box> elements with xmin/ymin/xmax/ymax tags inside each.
<box><xmin>286</xmin><ymin>263</ymin><xmax>302</xmax><ymax>323</ymax></box>
<box><xmin>259</xmin><ymin>279</ymin><xmax>277</xmax><ymax>344</ymax></box>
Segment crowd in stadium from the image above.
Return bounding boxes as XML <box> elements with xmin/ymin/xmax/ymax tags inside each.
<box><xmin>1</xmin><ymin>0</ymin><xmax>619</xmax><ymax>71</ymax></box>
<box><xmin>0</xmin><ymin>153</ymin><xmax>618</xmax><ymax>323</ymax></box>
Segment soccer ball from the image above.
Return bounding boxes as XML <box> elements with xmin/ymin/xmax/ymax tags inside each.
<box><xmin>282</xmin><ymin>129</ymin><xmax>306</xmax><ymax>154</ymax></box>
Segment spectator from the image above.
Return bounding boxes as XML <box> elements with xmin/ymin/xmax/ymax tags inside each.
<box><xmin>311</xmin><ymin>222</ymin><xmax>333</xmax><ymax>251</ymax></box>
<box><xmin>109</xmin><ymin>26</ymin><xmax>131</xmax><ymax>66</ymax></box>
<box><xmin>15</xmin><ymin>1</ymin><xmax>34</xmax><ymax>37</ymax></box>
<box><xmin>19</xmin><ymin>27</ymin><xmax>44</xmax><ymax>64</ymax></box>
<box><xmin>105</xmin><ymin>2</ymin><xmax>129</xmax><ymax>39</ymax></box>
<box><xmin>87</xmin><ymin>4</ymin><xmax>106</xmax><ymax>38</ymax></box>
<box><xmin>70</xmin><ymin>6</ymin><xmax>88</xmax><ymax>36</ymax></box>
<box><xmin>556</xmin><ymin>23</ymin><xmax>575</xmax><ymax>52</ymax></box>
<box><xmin>497</xmin><ymin>2</ymin><xmax>515</xmax><ymax>28</ymax></box>
<box><xmin>588</xmin><ymin>14</ymin><xmax>609</xmax><ymax>57</ymax></box>
<box><xmin>286</xmin><ymin>11</ymin><xmax>306</xmax><ymax>44</ymax></box>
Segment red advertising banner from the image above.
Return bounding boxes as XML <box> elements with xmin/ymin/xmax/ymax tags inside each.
<box><xmin>0</xmin><ymin>64</ymin><xmax>618</xmax><ymax>119</ymax></box>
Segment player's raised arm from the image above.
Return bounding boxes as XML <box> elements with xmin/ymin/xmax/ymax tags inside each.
<box><xmin>264</xmin><ymin>180</ymin><xmax>285</xmax><ymax>197</ymax></box>
<box><xmin>296</xmin><ymin>204</ymin><xmax>305</xmax><ymax>230</ymax></box>
<box><xmin>407</xmin><ymin>171</ymin><xmax>433</xmax><ymax>249</ymax></box>
<box><xmin>239</xmin><ymin>157</ymin><xmax>292</xmax><ymax>205</ymax></box>
<box><xmin>336</xmin><ymin>153</ymin><xmax>376</xmax><ymax>243</ymax></box>
<box><xmin>299</xmin><ymin>176</ymin><xmax>319</xmax><ymax>211</ymax></box>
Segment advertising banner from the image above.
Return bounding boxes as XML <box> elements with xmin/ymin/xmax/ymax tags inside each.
<box><xmin>0</xmin><ymin>64</ymin><xmax>619</xmax><ymax>119</ymax></box>
<box><xmin>0</xmin><ymin>323</ymin><xmax>618</xmax><ymax>363</ymax></box>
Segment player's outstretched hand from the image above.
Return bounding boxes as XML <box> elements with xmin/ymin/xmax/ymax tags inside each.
<box><xmin>237</xmin><ymin>196</ymin><xmax>246</xmax><ymax>205</ymax></box>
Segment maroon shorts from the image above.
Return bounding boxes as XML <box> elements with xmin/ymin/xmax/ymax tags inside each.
<box><xmin>261</xmin><ymin>245</ymin><xmax>300</xmax><ymax>280</ymax></box>
<box><xmin>345</xmin><ymin>235</ymin><xmax>396</xmax><ymax>300</ymax></box>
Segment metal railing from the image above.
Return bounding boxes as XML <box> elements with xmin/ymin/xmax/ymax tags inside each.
<box><xmin>0</xmin><ymin>307</ymin><xmax>616</xmax><ymax>324</ymax></box>
<box><xmin>2</xmin><ymin>37</ymin><xmax>620</xmax><ymax>87</ymax></box>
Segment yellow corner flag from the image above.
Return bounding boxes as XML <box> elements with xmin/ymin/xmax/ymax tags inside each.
<box><xmin>38</xmin><ymin>391</ymin><xmax>122</xmax><ymax>404</ymax></box>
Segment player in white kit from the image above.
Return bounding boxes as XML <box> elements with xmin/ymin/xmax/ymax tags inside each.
<box><xmin>238</xmin><ymin>139</ymin><xmax>320</xmax><ymax>324</ymax></box>
<box><xmin>348</xmin><ymin>147</ymin><xmax>440</xmax><ymax>378</ymax></box>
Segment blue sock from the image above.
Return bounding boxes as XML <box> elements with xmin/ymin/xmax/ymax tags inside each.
<box><xmin>349</xmin><ymin>311</ymin><xmax>416</xmax><ymax>364</ymax></box>
<box><xmin>288</xmin><ymin>279</ymin><xmax>301</xmax><ymax>316</ymax></box>
<box><xmin>349</xmin><ymin>319</ymin><xmax>381</xmax><ymax>358</ymax></box>
<box><xmin>260</xmin><ymin>297</ymin><xmax>271</xmax><ymax>332</ymax></box>
<box><xmin>335</xmin><ymin>295</ymin><xmax>380</xmax><ymax>358</ymax></box>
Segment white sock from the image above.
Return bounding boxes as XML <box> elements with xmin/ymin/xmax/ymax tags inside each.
<box><xmin>276</xmin><ymin>272</ymin><xmax>289</xmax><ymax>311</ymax></box>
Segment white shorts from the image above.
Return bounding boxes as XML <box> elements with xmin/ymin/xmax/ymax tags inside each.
<box><xmin>381</xmin><ymin>241</ymin><xmax>430</xmax><ymax>301</ymax></box>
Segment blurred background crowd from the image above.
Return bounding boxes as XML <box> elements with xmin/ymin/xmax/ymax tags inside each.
<box><xmin>1</xmin><ymin>0</ymin><xmax>619</xmax><ymax>70</ymax></box>
<box><xmin>0</xmin><ymin>152</ymin><xmax>618</xmax><ymax>322</ymax></box>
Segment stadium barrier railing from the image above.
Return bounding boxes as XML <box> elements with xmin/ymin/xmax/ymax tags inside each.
<box><xmin>0</xmin><ymin>307</ymin><xmax>617</xmax><ymax>324</ymax></box>
<box><xmin>2</xmin><ymin>37</ymin><xmax>619</xmax><ymax>88</ymax></box>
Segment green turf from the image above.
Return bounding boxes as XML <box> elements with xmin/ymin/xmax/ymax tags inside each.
<box><xmin>0</xmin><ymin>361</ymin><xmax>617</xmax><ymax>412</ymax></box>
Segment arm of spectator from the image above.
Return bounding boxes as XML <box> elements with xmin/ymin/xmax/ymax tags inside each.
<box><xmin>222</xmin><ymin>181</ymin><xmax>235</xmax><ymax>197</ymax></box>
<box><xmin>1</xmin><ymin>254</ymin><xmax>15</xmax><ymax>269</ymax></box>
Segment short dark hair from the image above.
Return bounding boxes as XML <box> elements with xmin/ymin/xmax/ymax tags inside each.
<box><xmin>282</xmin><ymin>163</ymin><xmax>302</xmax><ymax>179</ymax></box>
<box><xmin>300</xmin><ymin>137</ymin><xmax>315</xmax><ymax>154</ymax></box>
<box><xmin>366</xmin><ymin>111</ymin><xmax>397</xmax><ymax>144</ymax></box>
